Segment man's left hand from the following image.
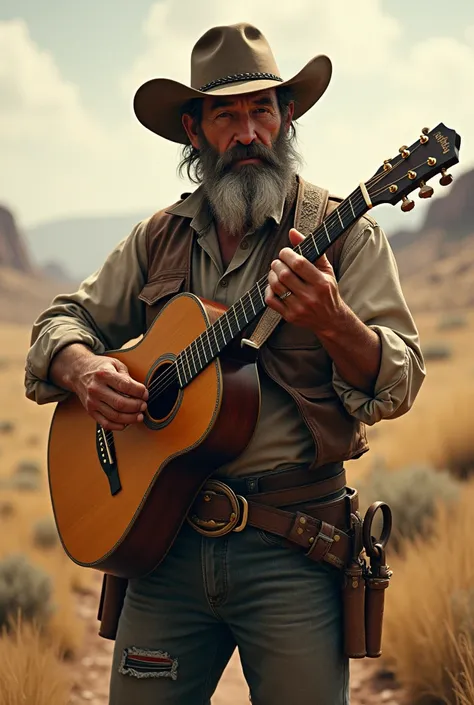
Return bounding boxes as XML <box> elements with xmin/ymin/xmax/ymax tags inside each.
<box><xmin>265</xmin><ymin>228</ymin><xmax>346</xmax><ymax>335</ymax></box>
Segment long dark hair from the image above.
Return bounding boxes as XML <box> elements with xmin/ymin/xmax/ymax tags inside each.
<box><xmin>177</xmin><ymin>86</ymin><xmax>298</xmax><ymax>184</ymax></box>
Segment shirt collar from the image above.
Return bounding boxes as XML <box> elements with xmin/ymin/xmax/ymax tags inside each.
<box><xmin>166</xmin><ymin>184</ymin><xmax>287</xmax><ymax>235</ymax></box>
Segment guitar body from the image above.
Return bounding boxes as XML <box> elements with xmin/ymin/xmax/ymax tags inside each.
<box><xmin>47</xmin><ymin>293</ymin><xmax>260</xmax><ymax>578</ymax></box>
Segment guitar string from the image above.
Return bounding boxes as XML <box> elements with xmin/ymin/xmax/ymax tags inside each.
<box><xmin>113</xmin><ymin>153</ymin><xmax>420</xmax><ymax>416</ymax></box>
<box><xmin>103</xmin><ymin>139</ymin><xmax>433</xmax><ymax>438</ymax></box>
<box><xmin>140</xmin><ymin>149</ymin><xmax>422</xmax><ymax>405</ymax></box>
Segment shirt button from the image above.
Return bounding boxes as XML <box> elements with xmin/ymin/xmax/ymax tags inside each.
<box><xmin>240</xmin><ymin>240</ymin><xmax>249</xmax><ymax>250</ymax></box>
<box><xmin>220</xmin><ymin>279</ymin><xmax>228</xmax><ymax>288</ymax></box>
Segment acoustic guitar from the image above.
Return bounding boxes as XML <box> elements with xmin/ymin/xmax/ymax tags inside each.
<box><xmin>47</xmin><ymin>124</ymin><xmax>460</xmax><ymax>578</ymax></box>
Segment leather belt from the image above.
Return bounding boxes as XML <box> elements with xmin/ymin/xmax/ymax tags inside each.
<box><xmin>187</xmin><ymin>465</ymin><xmax>357</xmax><ymax>570</ymax></box>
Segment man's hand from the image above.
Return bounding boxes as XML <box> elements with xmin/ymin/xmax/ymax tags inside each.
<box><xmin>265</xmin><ymin>228</ymin><xmax>346</xmax><ymax>335</ymax></box>
<box><xmin>50</xmin><ymin>344</ymin><xmax>148</xmax><ymax>431</ymax></box>
<box><xmin>265</xmin><ymin>228</ymin><xmax>382</xmax><ymax>395</ymax></box>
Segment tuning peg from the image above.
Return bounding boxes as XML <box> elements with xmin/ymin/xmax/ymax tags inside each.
<box><xmin>439</xmin><ymin>168</ymin><xmax>453</xmax><ymax>186</ymax></box>
<box><xmin>399</xmin><ymin>146</ymin><xmax>410</xmax><ymax>159</ymax></box>
<box><xmin>401</xmin><ymin>196</ymin><xmax>415</xmax><ymax>212</ymax></box>
<box><xmin>383</xmin><ymin>159</ymin><xmax>393</xmax><ymax>172</ymax></box>
<box><xmin>420</xmin><ymin>127</ymin><xmax>430</xmax><ymax>144</ymax></box>
<box><xmin>418</xmin><ymin>181</ymin><xmax>434</xmax><ymax>199</ymax></box>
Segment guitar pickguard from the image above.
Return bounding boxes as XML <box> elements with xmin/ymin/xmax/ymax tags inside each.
<box><xmin>96</xmin><ymin>425</ymin><xmax>122</xmax><ymax>496</ymax></box>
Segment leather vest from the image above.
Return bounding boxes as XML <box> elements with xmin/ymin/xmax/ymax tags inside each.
<box><xmin>137</xmin><ymin>177</ymin><xmax>369</xmax><ymax>469</ymax></box>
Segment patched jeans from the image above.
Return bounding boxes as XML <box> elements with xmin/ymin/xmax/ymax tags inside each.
<box><xmin>109</xmin><ymin>521</ymin><xmax>350</xmax><ymax>705</ymax></box>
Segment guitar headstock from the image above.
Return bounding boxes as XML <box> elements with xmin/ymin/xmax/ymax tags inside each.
<box><xmin>365</xmin><ymin>123</ymin><xmax>461</xmax><ymax>212</ymax></box>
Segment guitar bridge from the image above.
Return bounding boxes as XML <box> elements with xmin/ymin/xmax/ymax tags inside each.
<box><xmin>96</xmin><ymin>425</ymin><xmax>122</xmax><ymax>496</ymax></box>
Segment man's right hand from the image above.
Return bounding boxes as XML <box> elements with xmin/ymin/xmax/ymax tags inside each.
<box><xmin>50</xmin><ymin>344</ymin><xmax>148</xmax><ymax>431</ymax></box>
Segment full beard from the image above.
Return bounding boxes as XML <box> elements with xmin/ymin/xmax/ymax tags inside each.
<box><xmin>198</xmin><ymin>128</ymin><xmax>300</xmax><ymax>236</ymax></box>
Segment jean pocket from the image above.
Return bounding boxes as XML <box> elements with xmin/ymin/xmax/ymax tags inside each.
<box><xmin>256</xmin><ymin>528</ymin><xmax>287</xmax><ymax>548</ymax></box>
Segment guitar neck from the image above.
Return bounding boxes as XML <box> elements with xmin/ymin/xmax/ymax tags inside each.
<box><xmin>175</xmin><ymin>185</ymin><xmax>369</xmax><ymax>387</ymax></box>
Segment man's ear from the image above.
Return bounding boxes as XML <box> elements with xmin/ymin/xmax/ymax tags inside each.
<box><xmin>284</xmin><ymin>101</ymin><xmax>295</xmax><ymax>132</ymax></box>
<box><xmin>182</xmin><ymin>114</ymin><xmax>200</xmax><ymax>150</ymax></box>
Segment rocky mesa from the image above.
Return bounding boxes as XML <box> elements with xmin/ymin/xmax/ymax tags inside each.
<box><xmin>0</xmin><ymin>204</ymin><xmax>75</xmax><ymax>325</ymax></box>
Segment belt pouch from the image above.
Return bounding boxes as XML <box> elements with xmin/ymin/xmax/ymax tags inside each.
<box><xmin>342</xmin><ymin>559</ymin><xmax>367</xmax><ymax>658</ymax></box>
<box><xmin>364</xmin><ymin>566</ymin><xmax>391</xmax><ymax>657</ymax></box>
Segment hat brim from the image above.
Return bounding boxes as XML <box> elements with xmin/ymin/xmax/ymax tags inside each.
<box><xmin>133</xmin><ymin>54</ymin><xmax>332</xmax><ymax>145</ymax></box>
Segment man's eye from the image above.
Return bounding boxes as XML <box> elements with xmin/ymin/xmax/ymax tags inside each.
<box><xmin>216</xmin><ymin>112</ymin><xmax>232</xmax><ymax>119</ymax></box>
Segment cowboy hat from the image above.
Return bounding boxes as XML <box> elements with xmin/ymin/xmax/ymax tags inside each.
<box><xmin>133</xmin><ymin>22</ymin><xmax>332</xmax><ymax>145</ymax></box>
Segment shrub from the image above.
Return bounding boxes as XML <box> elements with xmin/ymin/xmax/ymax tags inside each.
<box><xmin>0</xmin><ymin>555</ymin><xmax>54</xmax><ymax>630</ymax></box>
<box><xmin>15</xmin><ymin>460</ymin><xmax>41</xmax><ymax>476</ymax></box>
<box><xmin>422</xmin><ymin>342</ymin><xmax>453</xmax><ymax>361</ymax></box>
<box><xmin>0</xmin><ymin>500</ymin><xmax>15</xmax><ymax>519</ymax></box>
<box><xmin>358</xmin><ymin>463</ymin><xmax>460</xmax><ymax>553</ymax></box>
<box><xmin>0</xmin><ymin>421</ymin><xmax>14</xmax><ymax>434</ymax></box>
<box><xmin>430</xmin><ymin>401</ymin><xmax>474</xmax><ymax>482</ymax></box>
<box><xmin>382</xmin><ymin>484</ymin><xmax>474</xmax><ymax>704</ymax></box>
<box><xmin>2</xmin><ymin>473</ymin><xmax>41</xmax><ymax>492</ymax></box>
<box><xmin>33</xmin><ymin>518</ymin><xmax>59</xmax><ymax>550</ymax></box>
<box><xmin>437</xmin><ymin>313</ymin><xmax>468</xmax><ymax>331</ymax></box>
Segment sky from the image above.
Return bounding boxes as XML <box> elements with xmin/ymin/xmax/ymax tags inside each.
<box><xmin>0</xmin><ymin>0</ymin><xmax>473</xmax><ymax>231</ymax></box>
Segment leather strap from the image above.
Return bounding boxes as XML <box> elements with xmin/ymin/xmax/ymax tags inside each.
<box><xmin>244</xmin><ymin>178</ymin><xmax>329</xmax><ymax>349</ymax></box>
<box><xmin>189</xmin><ymin>479</ymin><xmax>359</xmax><ymax>571</ymax></box>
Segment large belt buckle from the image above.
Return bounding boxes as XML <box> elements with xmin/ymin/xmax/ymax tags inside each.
<box><xmin>187</xmin><ymin>480</ymin><xmax>249</xmax><ymax>537</ymax></box>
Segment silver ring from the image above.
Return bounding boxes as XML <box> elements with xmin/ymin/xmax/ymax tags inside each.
<box><xmin>279</xmin><ymin>291</ymin><xmax>292</xmax><ymax>300</ymax></box>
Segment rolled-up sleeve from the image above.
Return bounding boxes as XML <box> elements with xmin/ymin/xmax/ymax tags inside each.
<box><xmin>24</xmin><ymin>219</ymin><xmax>149</xmax><ymax>405</ymax></box>
<box><xmin>332</xmin><ymin>217</ymin><xmax>426</xmax><ymax>425</ymax></box>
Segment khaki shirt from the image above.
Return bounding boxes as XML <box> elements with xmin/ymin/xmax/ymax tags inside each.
<box><xmin>25</xmin><ymin>185</ymin><xmax>425</xmax><ymax>477</ymax></box>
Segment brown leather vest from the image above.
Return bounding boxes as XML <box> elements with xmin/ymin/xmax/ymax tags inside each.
<box><xmin>137</xmin><ymin>178</ymin><xmax>369</xmax><ymax>469</ymax></box>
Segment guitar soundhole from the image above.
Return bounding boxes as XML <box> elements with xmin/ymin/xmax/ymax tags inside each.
<box><xmin>146</xmin><ymin>361</ymin><xmax>181</xmax><ymax>427</ymax></box>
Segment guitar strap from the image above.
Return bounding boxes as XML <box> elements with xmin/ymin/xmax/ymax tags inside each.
<box><xmin>243</xmin><ymin>179</ymin><xmax>330</xmax><ymax>350</ymax></box>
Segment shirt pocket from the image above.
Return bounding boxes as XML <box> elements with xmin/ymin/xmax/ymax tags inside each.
<box><xmin>138</xmin><ymin>274</ymin><xmax>186</xmax><ymax>329</ymax></box>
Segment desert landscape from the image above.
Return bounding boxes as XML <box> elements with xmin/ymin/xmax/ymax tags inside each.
<box><xmin>0</xmin><ymin>168</ymin><xmax>473</xmax><ymax>704</ymax></box>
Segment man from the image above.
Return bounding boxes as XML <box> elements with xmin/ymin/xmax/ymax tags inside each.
<box><xmin>25</xmin><ymin>22</ymin><xmax>425</xmax><ymax>705</ymax></box>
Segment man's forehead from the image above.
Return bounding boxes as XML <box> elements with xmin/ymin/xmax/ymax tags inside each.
<box><xmin>205</xmin><ymin>89</ymin><xmax>278</xmax><ymax>111</ymax></box>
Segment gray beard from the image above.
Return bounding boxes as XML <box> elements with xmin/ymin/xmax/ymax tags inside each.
<box><xmin>197</xmin><ymin>130</ymin><xmax>300</xmax><ymax>236</ymax></box>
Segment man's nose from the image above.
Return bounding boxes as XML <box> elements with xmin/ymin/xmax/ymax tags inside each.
<box><xmin>234</xmin><ymin>116</ymin><xmax>257</xmax><ymax>146</ymax></box>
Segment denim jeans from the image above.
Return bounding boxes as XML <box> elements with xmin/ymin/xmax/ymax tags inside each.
<box><xmin>108</xmin><ymin>510</ymin><xmax>350</xmax><ymax>705</ymax></box>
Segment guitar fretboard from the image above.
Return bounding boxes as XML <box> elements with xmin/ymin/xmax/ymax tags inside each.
<box><xmin>175</xmin><ymin>185</ymin><xmax>368</xmax><ymax>387</ymax></box>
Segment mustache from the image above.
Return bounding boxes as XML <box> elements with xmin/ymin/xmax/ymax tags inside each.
<box><xmin>213</xmin><ymin>141</ymin><xmax>281</xmax><ymax>174</ymax></box>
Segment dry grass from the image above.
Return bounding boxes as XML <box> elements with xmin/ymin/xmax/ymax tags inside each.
<box><xmin>0</xmin><ymin>323</ymin><xmax>93</xmax><ymax>702</ymax></box>
<box><xmin>448</xmin><ymin>630</ymin><xmax>474</xmax><ymax>705</ymax></box>
<box><xmin>0</xmin><ymin>616</ymin><xmax>71</xmax><ymax>705</ymax></box>
<box><xmin>347</xmin><ymin>308</ymin><xmax>474</xmax><ymax>482</ymax></box>
<box><xmin>382</xmin><ymin>481</ymin><xmax>474</xmax><ymax>704</ymax></box>
<box><xmin>429</xmin><ymin>393</ymin><xmax>474</xmax><ymax>480</ymax></box>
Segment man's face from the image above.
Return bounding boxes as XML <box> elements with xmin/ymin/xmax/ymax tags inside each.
<box><xmin>181</xmin><ymin>88</ymin><xmax>297</xmax><ymax>235</ymax></box>
<box><xmin>197</xmin><ymin>89</ymin><xmax>286</xmax><ymax>158</ymax></box>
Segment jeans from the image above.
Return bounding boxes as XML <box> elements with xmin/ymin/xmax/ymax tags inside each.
<box><xmin>108</xmin><ymin>514</ymin><xmax>350</xmax><ymax>704</ymax></box>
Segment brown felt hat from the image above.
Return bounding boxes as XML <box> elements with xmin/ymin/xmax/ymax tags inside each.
<box><xmin>133</xmin><ymin>22</ymin><xmax>332</xmax><ymax>144</ymax></box>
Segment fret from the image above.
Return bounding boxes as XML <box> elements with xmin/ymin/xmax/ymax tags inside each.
<box><xmin>212</xmin><ymin>322</ymin><xmax>220</xmax><ymax>350</ymax></box>
<box><xmin>248</xmin><ymin>291</ymin><xmax>255</xmax><ymax>317</ymax></box>
<box><xmin>239</xmin><ymin>298</ymin><xmax>249</xmax><ymax>323</ymax></box>
<box><xmin>176</xmin><ymin>358</ymin><xmax>184</xmax><ymax>388</ymax></box>
<box><xmin>348</xmin><ymin>195</ymin><xmax>356</xmax><ymax>219</ymax></box>
<box><xmin>323</xmin><ymin>221</ymin><xmax>331</xmax><ymax>244</ymax></box>
<box><xmin>233</xmin><ymin>305</ymin><xmax>240</xmax><ymax>330</ymax></box>
<box><xmin>189</xmin><ymin>342</ymin><xmax>199</xmax><ymax>375</ymax></box>
<box><xmin>183</xmin><ymin>347</ymin><xmax>192</xmax><ymax>380</ymax></box>
<box><xmin>256</xmin><ymin>282</ymin><xmax>266</xmax><ymax>307</ymax></box>
<box><xmin>175</xmin><ymin>185</ymin><xmax>369</xmax><ymax>388</ymax></box>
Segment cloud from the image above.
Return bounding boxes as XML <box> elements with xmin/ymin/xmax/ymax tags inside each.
<box><xmin>0</xmin><ymin>20</ymin><xmax>104</xmax><ymax>147</ymax></box>
<box><xmin>1</xmin><ymin>5</ymin><xmax>473</xmax><ymax>231</ymax></box>
<box><xmin>123</xmin><ymin>0</ymin><xmax>472</xmax><ymax>213</ymax></box>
